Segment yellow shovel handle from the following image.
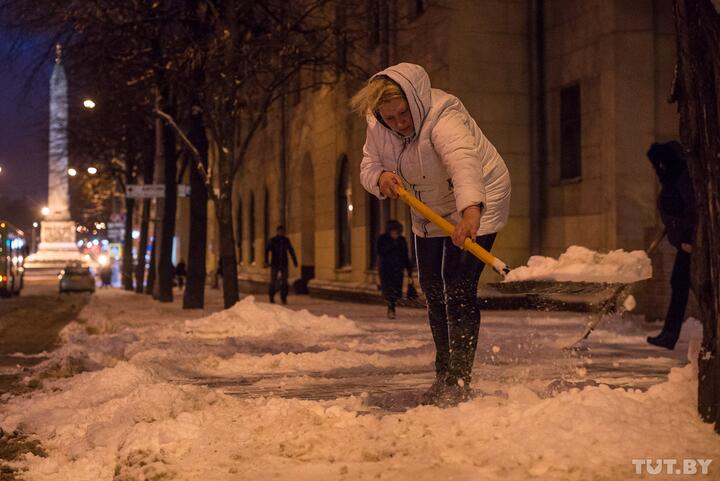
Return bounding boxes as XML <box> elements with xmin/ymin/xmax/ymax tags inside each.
<box><xmin>395</xmin><ymin>185</ymin><xmax>510</xmax><ymax>276</ymax></box>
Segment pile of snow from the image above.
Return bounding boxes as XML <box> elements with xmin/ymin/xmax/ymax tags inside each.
<box><xmin>505</xmin><ymin>246</ymin><xmax>652</xmax><ymax>283</ymax></box>
<box><xmin>184</xmin><ymin>296</ymin><xmax>364</xmax><ymax>341</ymax></box>
<box><xmin>2</xmin><ymin>359</ymin><xmax>717</xmax><ymax>481</ymax></box>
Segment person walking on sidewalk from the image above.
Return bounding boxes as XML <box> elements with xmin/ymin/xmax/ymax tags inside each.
<box><xmin>265</xmin><ymin>225</ymin><xmax>298</xmax><ymax>305</ymax></box>
<box><xmin>377</xmin><ymin>219</ymin><xmax>413</xmax><ymax>320</ymax></box>
<box><xmin>353</xmin><ymin>63</ymin><xmax>511</xmax><ymax>406</ymax></box>
<box><xmin>646</xmin><ymin>141</ymin><xmax>697</xmax><ymax>350</ymax></box>
<box><xmin>175</xmin><ymin>259</ymin><xmax>187</xmax><ymax>289</ymax></box>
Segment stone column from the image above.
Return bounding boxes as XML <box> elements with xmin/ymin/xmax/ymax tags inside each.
<box><xmin>47</xmin><ymin>44</ymin><xmax>70</xmax><ymax>221</ymax></box>
<box><xmin>25</xmin><ymin>45</ymin><xmax>86</xmax><ymax>273</ymax></box>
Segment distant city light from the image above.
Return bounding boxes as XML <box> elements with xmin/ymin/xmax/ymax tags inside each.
<box><xmin>98</xmin><ymin>254</ymin><xmax>109</xmax><ymax>266</ymax></box>
<box><xmin>32</xmin><ymin>222</ymin><xmax>39</xmax><ymax>228</ymax></box>
<box><xmin>347</xmin><ymin>204</ymin><xmax>354</xmax><ymax>212</ymax></box>
<box><xmin>83</xmin><ymin>99</ymin><xmax>96</xmax><ymax>109</ymax></box>
<box><xmin>87</xmin><ymin>166</ymin><xmax>98</xmax><ymax>175</ymax></box>
<box><xmin>0</xmin><ymin>166</ymin><xmax>3</xmax><ymax>174</ymax></box>
<box><xmin>132</xmin><ymin>230</ymin><xmax>140</xmax><ymax>240</ymax></box>
<box><xmin>68</xmin><ymin>168</ymin><xmax>77</xmax><ymax>176</ymax></box>
<box><xmin>41</xmin><ymin>206</ymin><xmax>50</xmax><ymax>216</ymax></box>
<box><xmin>77</xmin><ymin>240</ymin><xmax>84</xmax><ymax>247</ymax></box>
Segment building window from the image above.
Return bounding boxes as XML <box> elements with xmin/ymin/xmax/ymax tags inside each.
<box><xmin>408</xmin><ymin>0</ymin><xmax>426</xmax><ymax>20</ymax></box>
<box><xmin>560</xmin><ymin>84</ymin><xmax>582</xmax><ymax>180</ymax></box>
<box><xmin>292</xmin><ymin>71</ymin><xmax>302</xmax><ymax>105</ymax></box>
<box><xmin>236</xmin><ymin>198</ymin><xmax>243</xmax><ymax>263</ymax></box>
<box><xmin>249</xmin><ymin>193</ymin><xmax>256</xmax><ymax>263</ymax></box>
<box><xmin>337</xmin><ymin>155</ymin><xmax>352</xmax><ymax>268</ymax></box>
<box><xmin>336</xmin><ymin>3</ymin><xmax>348</xmax><ymax>71</ymax></box>
<box><xmin>367</xmin><ymin>194</ymin><xmax>390</xmax><ymax>269</ymax></box>
<box><xmin>367</xmin><ymin>0</ymin><xmax>381</xmax><ymax>49</ymax></box>
<box><xmin>263</xmin><ymin>187</ymin><xmax>270</xmax><ymax>257</ymax></box>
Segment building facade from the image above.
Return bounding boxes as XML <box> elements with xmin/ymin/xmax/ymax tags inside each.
<box><xmin>176</xmin><ymin>0</ymin><xmax>687</xmax><ymax>319</ymax></box>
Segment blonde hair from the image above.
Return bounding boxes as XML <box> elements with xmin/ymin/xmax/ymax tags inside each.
<box><xmin>350</xmin><ymin>76</ymin><xmax>405</xmax><ymax>116</ymax></box>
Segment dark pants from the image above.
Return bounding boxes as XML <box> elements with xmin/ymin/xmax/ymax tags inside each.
<box><xmin>177</xmin><ymin>275</ymin><xmax>185</xmax><ymax>289</ymax></box>
<box><xmin>415</xmin><ymin>233</ymin><xmax>496</xmax><ymax>386</ymax></box>
<box><xmin>269</xmin><ymin>266</ymin><xmax>289</xmax><ymax>302</ymax></box>
<box><xmin>380</xmin><ymin>268</ymin><xmax>403</xmax><ymax>309</ymax></box>
<box><xmin>661</xmin><ymin>249</ymin><xmax>691</xmax><ymax>343</ymax></box>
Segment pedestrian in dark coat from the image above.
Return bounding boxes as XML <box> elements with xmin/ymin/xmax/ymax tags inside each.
<box><xmin>377</xmin><ymin>220</ymin><xmax>412</xmax><ymax>319</ymax></box>
<box><xmin>175</xmin><ymin>259</ymin><xmax>187</xmax><ymax>289</ymax></box>
<box><xmin>646</xmin><ymin>141</ymin><xmax>697</xmax><ymax>350</ymax></box>
<box><xmin>265</xmin><ymin>225</ymin><xmax>298</xmax><ymax>304</ymax></box>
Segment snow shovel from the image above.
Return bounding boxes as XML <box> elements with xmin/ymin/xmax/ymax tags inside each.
<box><xmin>395</xmin><ymin>185</ymin><xmax>511</xmax><ymax>276</ymax></box>
<box><xmin>565</xmin><ymin>229</ymin><xmax>667</xmax><ymax>348</ymax></box>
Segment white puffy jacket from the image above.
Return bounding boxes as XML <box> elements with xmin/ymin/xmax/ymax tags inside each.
<box><xmin>359</xmin><ymin>63</ymin><xmax>511</xmax><ymax>238</ymax></box>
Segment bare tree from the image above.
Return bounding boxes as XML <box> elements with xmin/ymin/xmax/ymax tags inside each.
<box><xmin>674</xmin><ymin>0</ymin><xmax>720</xmax><ymax>433</ymax></box>
<box><xmin>157</xmin><ymin>0</ymin><xmax>368</xmax><ymax>308</ymax></box>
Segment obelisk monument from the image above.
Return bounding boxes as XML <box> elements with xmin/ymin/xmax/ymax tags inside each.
<box><xmin>25</xmin><ymin>45</ymin><xmax>87</xmax><ymax>272</ymax></box>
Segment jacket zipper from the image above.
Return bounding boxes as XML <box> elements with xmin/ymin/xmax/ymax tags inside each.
<box><xmin>395</xmin><ymin>137</ymin><xmax>412</xmax><ymax>184</ymax></box>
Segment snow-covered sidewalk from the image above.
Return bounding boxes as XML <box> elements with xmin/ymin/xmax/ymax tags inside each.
<box><xmin>1</xmin><ymin>289</ymin><xmax>717</xmax><ymax>480</ymax></box>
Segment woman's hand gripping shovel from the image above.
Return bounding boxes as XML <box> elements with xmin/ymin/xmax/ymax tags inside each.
<box><xmin>395</xmin><ymin>185</ymin><xmax>512</xmax><ymax>277</ymax></box>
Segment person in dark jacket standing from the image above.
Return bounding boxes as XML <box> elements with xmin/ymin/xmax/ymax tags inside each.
<box><xmin>175</xmin><ymin>259</ymin><xmax>187</xmax><ymax>289</ymax></box>
<box><xmin>377</xmin><ymin>220</ymin><xmax>413</xmax><ymax>319</ymax></box>
<box><xmin>646</xmin><ymin>141</ymin><xmax>697</xmax><ymax>350</ymax></box>
<box><xmin>265</xmin><ymin>225</ymin><xmax>298</xmax><ymax>304</ymax></box>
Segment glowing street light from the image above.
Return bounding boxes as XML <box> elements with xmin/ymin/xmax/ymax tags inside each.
<box><xmin>68</xmin><ymin>168</ymin><xmax>77</xmax><ymax>176</ymax></box>
<box><xmin>87</xmin><ymin>166</ymin><xmax>98</xmax><ymax>175</ymax></box>
<box><xmin>41</xmin><ymin>206</ymin><xmax>50</xmax><ymax>216</ymax></box>
<box><xmin>83</xmin><ymin>99</ymin><xmax>96</xmax><ymax>109</ymax></box>
<box><xmin>32</xmin><ymin>222</ymin><xmax>39</xmax><ymax>228</ymax></box>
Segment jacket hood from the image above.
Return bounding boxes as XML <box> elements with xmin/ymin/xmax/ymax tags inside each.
<box><xmin>371</xmin><ymin>63</ymin><xmax>432</xmax><ymax>138</ymax></box>
<box><xmin>647</xmin><ymin>141</ymin><xmax>687</xmax><ymax>185</ymax></box>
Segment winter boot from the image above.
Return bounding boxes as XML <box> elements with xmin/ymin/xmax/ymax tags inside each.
<box><xmin>647</xmin><ymin>333</ymin><xmax>677</xmax><ymax>350</ymax></box>
<box><xmin>420</xmin><ymin>374</ymin><xmax>448</xmax><ymax>405</ymax></box>
<box><xmin>434</xmin><ymin>379</ymin><xmax>475</xmax><ymax>408</ymax></box>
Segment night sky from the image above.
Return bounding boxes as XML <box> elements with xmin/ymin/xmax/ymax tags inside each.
<box><xmin>0</xmin><ymin>30</ymin><xmax>51</xmax><ymax>207</ymax></box>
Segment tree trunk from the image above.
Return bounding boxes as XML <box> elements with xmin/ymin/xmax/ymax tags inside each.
<box><xmin>145</xmin><ymin>222</ymin><xmax>158</xmax><ymax>295</ymax></box>
<box><xmin>674</xmin><ymin>0</ymin><xmax>720</xmax><ymax>433</ymax></box>
<box><xmin>216</xmin><ymin>183</ymin><xmax>239</xmax><ymax>309</ymax></box>
<box><xmin>156</xmin><ymin>113</ymin><xmax>178</xmax><ymax>303</ymax></box>
<box><xmin>135</xmin><ymin>197</ymin><xmax>151</xmax><ymax>293</ymax></box>
<box><xmin>121</xmin><ymin>195</ymin><xmax>135</xmax><ymax>290</ymax></box>
<box><xmin>183</xmin><ymin>106</ymin><xmax>209</xmax><ymax>309</ymax></box>
<box><xmin>135</xmin><ymin>150</ymin><xmax>154</xmax><ymax>293</ymax></box>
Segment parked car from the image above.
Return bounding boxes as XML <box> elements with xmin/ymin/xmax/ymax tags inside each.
<box><xmin>59</xmin><ymin>264</ymin><xmax>96</xmax><ymax>293</ymax></box>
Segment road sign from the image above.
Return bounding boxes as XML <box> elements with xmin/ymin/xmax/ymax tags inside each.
<box><xmin>126</xmin><ymin>184</ymin><xmax>165</xmax><ymax>198</ymax></box>
<box><xmin>110</xmin><ymin>213</ymin><xmax>126</xmax><ymax>223</ymax></box>
<box><xmin>107</xmin><ymin>222</ymin><xmax>125</xmax><ymax>242</ymax></box>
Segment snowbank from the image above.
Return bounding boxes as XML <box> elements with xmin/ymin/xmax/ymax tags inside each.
<box><xmin>505</xmin><ymin>245</ymin><xmax>652</xmax><ymax>283</ymax></box>
<box><xmin>184</xmin><ymin>296</ymin><xmax>364</xmax><ymax>341</ymax></box>
<box><xmin>4</xmin><ymin>290</ymin><xmax>714</xmax><ymax>480</ymax></box>
<box><xmin>2</xmin><ymin>359</ymin><xmax>717</xmax><ymax>481</ymax></box>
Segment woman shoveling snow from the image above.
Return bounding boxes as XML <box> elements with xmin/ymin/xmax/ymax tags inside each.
<box><xmin>352</xmin><ymin>63</ymin><xmax>511</xmax><ymax>406</ymax></box>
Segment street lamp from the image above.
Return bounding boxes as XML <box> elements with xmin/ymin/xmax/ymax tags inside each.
<box><xmin>68</xmin><ymin>168</ymin><xmax>77</xmax><ymax>176</ymax></box>
<box><xmin>87</xmin><ymin>166</ymin><xmax>98</xmax><ymax>175</ymax></box>
<box><xmin>83</xmin><ymin>99</ymin><xmax>96</xmax><ymax>109</ymax></box>
<box><xmin>41</xmin><ymin>206</ymin><xmax>50</xmax><ymax>216</ymax></box>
